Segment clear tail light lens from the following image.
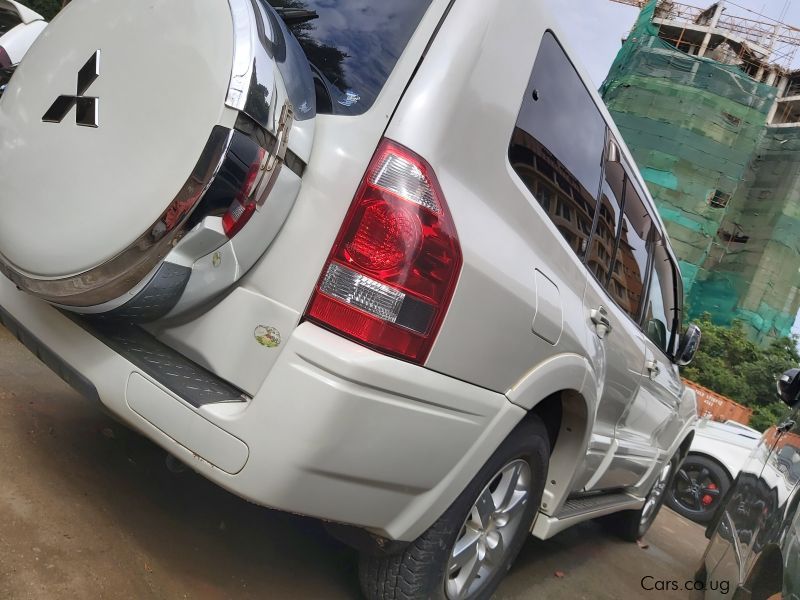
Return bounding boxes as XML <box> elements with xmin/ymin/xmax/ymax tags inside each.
<box><xmin>222</xmin><ymin>146</ymin><xmax>266</xmax><ymax>238</ymax></box>
<box><xmin>305</xmin><ymin>139</ymin><xmax>462</xmax><ymax>364</ymax></box>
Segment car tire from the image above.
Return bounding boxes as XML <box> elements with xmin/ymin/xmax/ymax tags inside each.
<box><xmin>665</xmin><ymin>454</ymin><xmax>730</xmax><ymax>524</ymax></box>
<box><xmin>358</xmin><ymin>416</ymin><xmax>550</xmax><ymax>600</ymax></box>
<box><xmin>605</xmin><ymin>453</ymin><xmax>678</xmax><ymax>542</ymax></box>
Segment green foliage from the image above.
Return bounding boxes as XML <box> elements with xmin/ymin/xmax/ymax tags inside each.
<box><xmin>682</xmin><ymin>314</ymin><xmax>799</xmax><ymax>430</ymax></box>
<box><xmin>750</xmin><ymin>402</ymin><xmax>791</xmax><ymax>433</ymax></box>
<box><xmin>23</xmin><ymin>0</ymin><xmax>61</xmax><ymax>21</ymax></box>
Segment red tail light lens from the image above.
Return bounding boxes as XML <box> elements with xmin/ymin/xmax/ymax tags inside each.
<box><xmin>305</xmin><ymin>139</ymin><xmax>462</xmax><ymax>364</ymax></box>
<box><xmin>223</xmin><ymin>147</ymin><xmax>266</xmax><ymax>238</ymax></box>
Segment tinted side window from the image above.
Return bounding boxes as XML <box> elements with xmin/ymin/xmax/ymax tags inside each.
<box><xmin>587</xmin><ymin>158</ymin><xmax>624</xmax><ymax>284</ymax></box>
<box><xmin>509</xmin><ymin>32</ymin><xmax>606</xmax><ymax>260</ymax></box>
<box><xmin>609</xmin><ymin>179</ymin><xmax>653</xmax><ymax>320</ymax></box>
<box><xmin>643</xmin><ymin>245</ymin><xmax>678</xmax><ymax>355</ymax></box>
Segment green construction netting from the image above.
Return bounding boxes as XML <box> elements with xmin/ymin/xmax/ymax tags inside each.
<box><xmin>600</xmin><ymin>0</ymin><xmax>799</xmax><ymax>343</ymax></box>
<box><xmin>693</xmin><ymin>128</ymin><xmax>800</xmax><ymax>343</ymax></box>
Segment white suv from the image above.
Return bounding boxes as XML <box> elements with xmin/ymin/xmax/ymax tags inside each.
<box><xmin>0</xmin><ymin>1</ymin><xmax>699</xmax><ymax>598</ymax></box>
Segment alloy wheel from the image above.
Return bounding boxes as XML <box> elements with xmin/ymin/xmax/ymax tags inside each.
<box><xmin>445</xmin><ymin>459</ymin><xmax>532</xmax><ymax>600</ymax></box>
<box><xmin>640</xmin><ymin>460</ymin><xmax>673</xmax><ymax>530</ymax></box>
<box><xmin>672</xmin><ymin>463</ymin><xmax>722</xmax><ymax>515</ymax></box>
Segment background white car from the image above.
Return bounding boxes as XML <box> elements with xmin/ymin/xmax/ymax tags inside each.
<box><xmin>0</xmin><ymin>0</ymin><xmax>45</xmax><ymax>74</ymax></box>
<box><xmin>666</xmin><ymin>418</ymin><xmax>761</xmax><ymax>523</ymax></box>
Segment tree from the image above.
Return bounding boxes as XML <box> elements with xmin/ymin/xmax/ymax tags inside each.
<box><xmin>681</xmin><ymin>314</ymin><xmax>800</xmax><ymax>431</ymax></box>
<box><xmin>266</xmin><ymin>0</ymin><xmax>349</xmax><ymax>90</ymax></box>
<box><xmin>25</xmin><ymin>0</ymin><xmax>61</xmax><ymax>21</ymax></box>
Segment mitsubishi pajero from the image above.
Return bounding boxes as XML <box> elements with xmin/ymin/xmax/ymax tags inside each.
<box><xmin>0</xmin><ymin>1</ymin><xmax>699</xmax><ymax>598</ymax></box>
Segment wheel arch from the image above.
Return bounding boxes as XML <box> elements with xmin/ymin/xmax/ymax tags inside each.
<box><xmin>684</xmin><ymin>450</ymin><xmax>734</xmax><ymax>484</ymax></box>
<box><xmin>506</xmin><ymin>353</ymin><xmax>597</xmax><ymax>517</ymax></box>
<box><xmin>524</xmin><ymin>388</ymin><xmax>593</xmax><ymax>516</ymax></box>
<box><xmin>678</xmin><ymin>430</ymin><xmax>695</xmax><ymax>461</ymax></box>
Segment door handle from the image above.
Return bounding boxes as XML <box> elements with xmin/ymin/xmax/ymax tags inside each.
<box><xmin>646</xmin><ymin>359</ymin><xmax>661</xmax><ymax>380</ymax></box>
<box><xmin>590</xmin><ymin>306</ymin><xmax>613</xmax><ymax>339</ymax></box>
<box><xmin>778</xmin><ymin>420</ymin><xmax>796</xmax><ymax>434</ymax></box>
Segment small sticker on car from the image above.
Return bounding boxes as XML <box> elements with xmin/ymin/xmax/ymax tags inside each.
<box><xmin>254</xmin><ymin>325</ymin><xmax>281</xmax><ymax>348</ymax></box>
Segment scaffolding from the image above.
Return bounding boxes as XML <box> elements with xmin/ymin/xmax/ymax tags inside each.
<box><xmin>610</xmin><ymin>0</ymin><xmax>800</xmax><ymax>69</ymax></box>
<box><xmin>601</xmin><ymin>0</ymin><xmax>800</xmax><ymax>343</ymax></box>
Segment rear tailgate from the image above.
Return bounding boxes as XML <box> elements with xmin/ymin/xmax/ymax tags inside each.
<box><xmin>149</xmin><ymin>0</ymin><xmax>454</xmax><ymax>396</ymax></box>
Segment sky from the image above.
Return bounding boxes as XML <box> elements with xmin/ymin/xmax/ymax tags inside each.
<box><xmin>552</xmin><ymin>0</ymin><xmax>800</xmax><ymax>342</ymax></box>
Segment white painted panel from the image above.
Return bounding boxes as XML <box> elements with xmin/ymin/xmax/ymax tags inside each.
<box><xmin>126</xmin><ymin>372</ymin><xmax>249</xmax><ymax>474</ymax></box>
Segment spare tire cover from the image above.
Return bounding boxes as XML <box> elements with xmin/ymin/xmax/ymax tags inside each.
<box><xmin>0</xmin><ymin>0</ymin><xmax>315</xmax><ymax>305</ymax></box>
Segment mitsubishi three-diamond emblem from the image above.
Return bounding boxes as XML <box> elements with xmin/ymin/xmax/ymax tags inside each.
<box><xmin>42</xmin><ymin>50</ymin><xmax>100</xmax><ymax>128</ymax></box>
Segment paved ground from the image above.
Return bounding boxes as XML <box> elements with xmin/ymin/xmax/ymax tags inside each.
<box><xmin>0</xmin><ymin>325</ymin><xmax>708</xmax><ymax>599</ymax></box>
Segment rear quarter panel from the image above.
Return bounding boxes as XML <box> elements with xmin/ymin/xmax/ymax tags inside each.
<box><xmin>387</xmin><ymin>0</ymin><xmax>593</xmax><ymax>395</ymax></box>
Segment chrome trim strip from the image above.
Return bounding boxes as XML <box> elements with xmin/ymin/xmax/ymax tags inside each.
<box><xmin>0</xmin><ymin>126</ymin><xmax>234</xmax><ymax>307</ymax></box>
<box><xmin>225</xmin><ymin>0</ymin><xmax>256</xmax><ymax>111</ymax></box>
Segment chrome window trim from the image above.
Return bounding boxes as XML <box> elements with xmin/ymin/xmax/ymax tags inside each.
<box><xmin>225</xmin><ymin>0</ymin><xmax>282</xmax><ymax>130</ymax></box>
<box><xmin>0</xmin><ymin>126</ymin><xmax>234</xmax><ymax>307</ymax></box>
<box><xmin>224</xmin><ymin>0</ymin><xmax>315</xmax><ymax>129</ymax></box>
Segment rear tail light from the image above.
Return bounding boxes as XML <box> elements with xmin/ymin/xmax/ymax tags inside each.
<box><xmin>222</xmin><ymin>146</ymin><xmax>266</xmax><ymax>238</ymax></box>
<box><xmin>305</xmin><ymin>139</ymin><xmax>462</xmax><ymax>364</ymax></box>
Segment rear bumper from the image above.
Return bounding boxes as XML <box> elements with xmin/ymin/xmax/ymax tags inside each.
<box><xmin>0</xmin><ymin>277</ymin><xmax>524</xmax><ymax>541</ymax></box>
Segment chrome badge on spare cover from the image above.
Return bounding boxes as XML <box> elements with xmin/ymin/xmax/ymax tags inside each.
<box><xmin>42</xmin><ymin>50</ymin><xmax>100</xmax><ymax>128</ymax></box>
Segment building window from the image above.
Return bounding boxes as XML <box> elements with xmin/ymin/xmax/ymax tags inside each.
<box><xmin>721</xmin><ymin>112</ymin><xmax>741</xmax><ymax>127</ymax></box>
<box><xmin>536</xmin><ymin>156</ymin><xmax>555</xmax><ymax>181</ymax></box>
<box><xmin>709</xmin><ymin>190</ymin><xmax>731</xmax><ymax>209</ymax></box>
<box><xmin>556</xmin><ymin>200</ymin><xmax>572</xmax><ymax>221</ymax></box>
<box><xmin>537</xmin><ymin>181</ymin><xmax>553</xmax><ymax>213</ymax></box>
<box><xmin>719</xmin><ymin>226</ymin><xmax>750</xmax><ymax>244</ymax></box>
<box><xmin>609</xmin><ymin>185</ymin><xmax>653</xmax><ymax>320</ymax></box>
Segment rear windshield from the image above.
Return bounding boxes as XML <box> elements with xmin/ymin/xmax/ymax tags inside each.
<box><xmin>268</xmin><ymin>0</ymin><xmax>432</xmax><ymax>115</ymax></box>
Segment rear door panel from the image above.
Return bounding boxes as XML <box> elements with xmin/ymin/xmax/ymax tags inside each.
<box><xmin>582</xmin><ymin>277</ymin><xmax>649</xmax><ymax>490</ymax></box>
<box><xmin>632</xmin><ymin>341</ymin><xmax>682</xmax><ymax>450</ymax></box>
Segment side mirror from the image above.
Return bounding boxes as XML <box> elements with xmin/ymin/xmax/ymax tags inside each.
<box><xmin>778</xmin><ymin>369</ymin><xmax>800</xmax><ymax>408</ymax></box>
<box><xmin>675</xmin><ymin>323</ymin><xmax>702</xmax><ymax>366</ymax></box>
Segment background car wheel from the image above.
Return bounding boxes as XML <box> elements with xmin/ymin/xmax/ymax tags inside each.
<box><xmin>358</xmin><ymin>416</ymin><xmax>550</xmax><ymax>600</ymax></box>
<box><xmin>665</xmin><ymin>454</ymin><xmax>730</xmax><ymax>524</ymax></box>
<box><xmin>605</xmin><ymin>453</ymin><xmax>678</xmax><ymax>542</ymax></box>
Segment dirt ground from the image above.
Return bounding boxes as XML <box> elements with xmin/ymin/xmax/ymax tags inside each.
<box><xmin>0</xmin><ymin>325</ymin><xmax>708</xmax><ymax>599</ymax></box>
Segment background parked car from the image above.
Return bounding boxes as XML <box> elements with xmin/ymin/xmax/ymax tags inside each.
<box><xmin>0</xmin><ymin>0</ymin><xmax>45</xmax><ymax>94</ymax></box>
<box><xmin>697</xmin><ymin>369</ymin><xmax>800</xmax><ymax>599</ymax></box>
<box><xmin>666</xmin><ymin>418</ymin><xmax>760</xmax><ymax>523</ymax></box>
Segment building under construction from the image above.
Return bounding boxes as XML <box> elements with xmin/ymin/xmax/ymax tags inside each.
<box><xmin>601</xmin><ymin>0</ymin><xmax>800</xmax><ymax>344</ymax></box>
